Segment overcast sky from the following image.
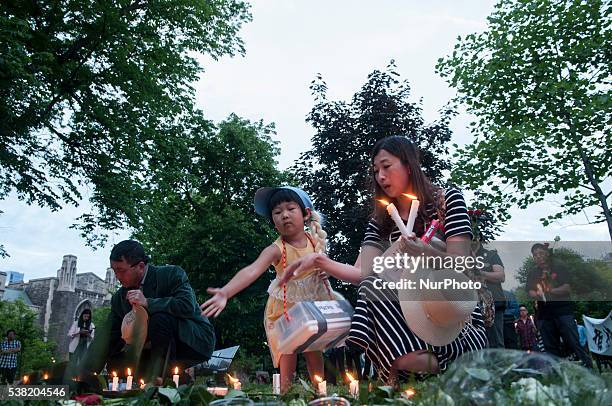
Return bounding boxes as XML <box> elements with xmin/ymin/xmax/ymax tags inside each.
<box><xmin>1</xmin><ymin>0</ymin><xmax>609</xmax><ymax>283</ymax></box>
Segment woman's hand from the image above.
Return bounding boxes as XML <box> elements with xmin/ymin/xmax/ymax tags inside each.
<box><xmin>399</xmin><ymin>235</ymin><xmax>431</xmax><ymax>257</ymax></box>
<box><xmin>200</xmin><ymin>288</ymin><xmax>228</xmax><ymax>318</ymax></box>
<box><xmin>278</xmin><ymin>253</ymin><xmax>320</xmax><ymax>285</ymax></box>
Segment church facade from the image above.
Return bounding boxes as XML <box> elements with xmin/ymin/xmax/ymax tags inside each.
<box><xmin>2</xmin><ymin>255</ymin><xmax>117</xmax><ymax>359</ymax></box>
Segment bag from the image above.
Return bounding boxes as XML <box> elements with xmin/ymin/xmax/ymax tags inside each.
<box><xmin>434</xmin><ymin>188</ymin><xmax>496</xmax><ymax>328</ymax></box>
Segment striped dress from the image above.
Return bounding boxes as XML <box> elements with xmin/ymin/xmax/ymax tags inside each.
<box><xmin>346</xmin><ymin>188</ymin><xmax>488</xmax><ymax>383</ymax></box>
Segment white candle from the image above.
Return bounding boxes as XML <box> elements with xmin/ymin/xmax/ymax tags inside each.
<box><xmin>172</xmin><ymin>367</ymin><xmax>180</xmax><ymax>388</ymax></box>
<box><xmin>347</xmin><ymin>373</ymin><xmax>358</xmax><ymax>398</ymax></box>
<box><xmin>272</xmin><ymin>373</ymin><xmax>281</xmax><ymax>395</ymax></box>
<box><xmin>126</xmin><ymin>368</ymin><xmax>133</xmax><ymax>390</ymax></box>
<box><xmin>314</xmin><ymin>375</ymin><xmax>326</xmax><ymax>396</ymax></box>
<box><xmin>227</xmin><ymin>374</ymin><xmax>241</xmax><ymax>390</ymax></box>
<box><xmin>379</xmin><ymin>200</ymin><xmax>411</xmax><ymax>238</ymax></box>
<box><xmin>403</xmin><ymin>194</ymin><xmax>420</xmax><ymax>235</ymax></box>
<box><xmin>111</xmin><ymin>372</ymin><xmax>118</xmax><ymax>391</ymax></box>
<box><xmin>139</xmin><ymin>379</ymin><xmax>145</xmax><ymax>390</ymax></box>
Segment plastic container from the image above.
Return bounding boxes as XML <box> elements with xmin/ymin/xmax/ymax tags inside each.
<box><xmin>274</xmin><ymin>300</ymin><xmax>354</xmax><ymax>355</ymax></box>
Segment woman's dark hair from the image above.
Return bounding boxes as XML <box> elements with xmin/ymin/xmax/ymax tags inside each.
<box><xmin>6</xmin><ymin>329</ymin><xmax>15</xmax><ymax>337</ymax></box>
<box><xmin>267</xmin><ymin>189</ymin><xmax>307</xmax><ymax>222</ymax></box>
<box><xmin>370</xmin><ymin>136</ymin><xmax>436</xmax><ymax>238</ymax></box>
<box><xmin>110</xmin><ymin>240</ymin><xmax>150</xmax><ymax>265</ymax></box>
<box><xmin>78</xmin><ymin>308</ymin><xmax>92</xmax><ymax>329</ymax></box>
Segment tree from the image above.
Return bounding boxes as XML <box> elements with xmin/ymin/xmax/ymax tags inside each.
<box><xmin>126</xmin><ymin>114</ymin><xmax>286</xmax><ymax>367</ymax></box>
<box><xmin>0</xmin><ymin>0</ymin><xmax>251</xmax><ymax>245</ymax></box>
<box><xmin>437</xmin><ymin>0</ymin><xmax>612</xmax><ymax>239</ymax></box>
<box><xmin>0</xmin><ymin>300</ymin><xmax>56</xmax><ymax>374</ymax></box>
<box><xmin>291</xmin><ymin>61</ymin><xmax>455</xmax><ymax>296</ymax></box>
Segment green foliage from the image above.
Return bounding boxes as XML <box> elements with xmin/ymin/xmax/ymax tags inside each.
<box><xmin>92</xmin><ymin>306</ymin><xmax>112</xmax><ymax>330</ymax></box>
<box><xmin>0</xmin><ymin>300</ymin><xmax>56</xmax><ymax>374</ymax></box>
<box><xmin>0</xmin><ymin>0</ymin><xmax>252</xmax><ymax>247</ymax></box>
<box><xmin>122</xmin><ymin>114</ymin><xmax>286</xmax><ymax>366</ymax></box>
<box><xmin>437</xmin><ymin>0</ymin><xmax>612</xmax><ymax>239</ymax></box>
<box><xmin>291</xmin><ymin>61</ymin><xmax>455</xmax><ymax>299</ymax></box>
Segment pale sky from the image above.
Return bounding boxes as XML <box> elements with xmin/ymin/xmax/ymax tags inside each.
<box><xmin>1</xmin><ymin>0</ymin><xmax>609</xmax><ymax>283</ymax></box>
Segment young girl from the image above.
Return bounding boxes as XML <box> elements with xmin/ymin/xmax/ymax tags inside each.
<box><xmin>200</xmin><ymin>186</ymin><xmax>339</xmax><ymax>393</ymax></box>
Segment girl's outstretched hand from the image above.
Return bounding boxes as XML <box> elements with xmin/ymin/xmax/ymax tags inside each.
<box><xmin>200</xmin><ymin>288</ymin><xmax>228</xmax><ymax>318</ymax></box>
<box><xmin>278</xmin><ymin>253</ymin><xmax>319</xmax><ymax>285</ymax></box>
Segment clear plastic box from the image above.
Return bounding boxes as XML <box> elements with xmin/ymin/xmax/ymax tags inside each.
<box><xmin>274</xmin><ymin>300</ymin><xmax>354</xmax><ymax>355</ymax></box>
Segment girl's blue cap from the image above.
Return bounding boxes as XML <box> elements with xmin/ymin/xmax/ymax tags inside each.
<box><xmin>254</xmin><ymin>186</ymin><xmax>313</xmax><ymax>218</ymax></box>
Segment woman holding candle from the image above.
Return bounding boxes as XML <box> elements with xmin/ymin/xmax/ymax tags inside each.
<box><xmin>279</xmin><ymin>136</ymin><xmax>487</xmax><ymax>386</ymax></box>
<box><xmin>201</xmin><ymin>186</ymin><xmax>342</xmax><ymax>394</ymax></box>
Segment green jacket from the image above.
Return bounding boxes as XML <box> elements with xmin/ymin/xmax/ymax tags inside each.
<box><xmin>110</xmin><ymin>264</ymin><xmax>215</xmax><ymax>360</ymax></box>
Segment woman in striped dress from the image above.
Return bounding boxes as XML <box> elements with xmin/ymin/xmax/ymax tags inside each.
<box><xmin>279</xmin><ymin>136</ymin><xmax>487</xmax><ymax>385</ymax></box>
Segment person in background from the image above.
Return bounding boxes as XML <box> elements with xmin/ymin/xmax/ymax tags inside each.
<box><xmin>515</xmin><ymin>305</ymin><xmax>538</xmax><ymax>351</ymax></box>
<box><xmin>0</xmin><ymin>330</ymin><xmax>21</xmax><ymax>384</ymax></box>
<box><xmin>527</xmin><ymin>243</ymin><xmax>593</xmax><ymax>368</ymax></box>
<box><xmin>503</xmin><ymin>290</ymin><xmax>520</xmax><ymax>349</ymax></box>
<box><xmin>68</xmin><ymin>308</ymin><xmax>95</xmax><ymax>365</ymax></box>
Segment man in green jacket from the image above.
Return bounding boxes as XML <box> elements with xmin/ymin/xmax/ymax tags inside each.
<box><xmin>106</xmin><ymin>240</ymin><xmax>215</xmax><ymax>380</ymax></box>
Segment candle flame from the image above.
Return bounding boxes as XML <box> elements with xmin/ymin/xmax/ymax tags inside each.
<box><xmin>127</xmin><ymin>368</ymin><xmax>132</xmax><ymax>376</ymax></box>
<box><xmin>112</xmin><ymin>371</ymin><xmax>117</xmax><ymax>378</ymax></box>
<box><xmin>346</xmin><ymin>372</ymin><xmax>356</xmax><ymax>382</ymax></box>
<box><xmin>140</xmin><ymin>379</ymin><xmax>145</xmax><ymax>384</ymax></box>
<box><xmin>377</xmin><ymin>199</ymin><xmax>390</xmax><ymax>206</ymax></box>
<box><xmin>403</xmin><ymin>193</ymin><xmax>418</xmax><ymax>200</ymax></box>
<box><xmin>227</xmin><ymin>373</ymin><xmax>239</xmax><ymax>383</ymax></box>
<box><xmin>314</xmin><ymin>374</ymin><xmax>323</xmax><ymax>383</ymax></box>
<box><xmin>43</xmin><ymin>373</ymin><xmax>49</xmax><ymax>380</ymax></box>
<box><xmin>404</xmin><ymin>388</ymin><xmax>416</xmax><ymax>398</ymax></box>
<box><xmin>23</xmin><ymin>375</ymin><xmax>29</xmax><ymax>383</ymax></box>
<box><xmin>174</xmin><ymin>367</ymin><xmax>179</xmax><ymax>375</ymax></box>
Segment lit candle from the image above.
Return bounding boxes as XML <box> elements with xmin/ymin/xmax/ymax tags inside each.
<box><xmin>227</xmin><ymin>374</ymin><xmax>241</xmax><ymax>390</ymax></box>
<box><xmin>111</xmin><ymin>371</ymin><xmax>118</xmax><ymax>391</ymax></box>
<box><xmin>378</xmin><ymin>199</ymin><xmax>411</xmax><ymax>239</ymax></box>
<box><xmin>347</xmin><ymin>372</ymin><xmax>358</xmax><ymax>398</ymax></box>
<box><xmin>43</xmin><ymin>372</ymin><xmax>49</xmax><ymax>381</ymax></box>
<box><xmin>272</xmin><ymin>373</ymin><xmax>281</xmax><ymax>395</ymax></box>
<box><xmin>403</xmin><ymin>388</ymin><xmax>416</xmax><ymax>399</ymax></box>
<box><xmin>126</xmin><ymin>368</ymin><xmax>133</xmax><ymax>390</ymax></box>
<box><xmin>172</xmin><ymin>367</ymin><xmax>180</xmax><ymax>388</ymax></box>
<box><xmin>314</xmin><ymin>375</ymin><xmax>326</xmax><ymax>396</ymax></box>
<box><xmin>403</xmin><ymin>193</ymin><xmax>420</xmax><ymax>235</ymax></box>
<box><xmin>23</xmin><ymin>375</ymin><xmax>29</xmax><ymax>384</ymax></box>
<box><xmin>140</xmin><ymin>379</ymin><xmax>145</xmax><ymax>390</ymax></box>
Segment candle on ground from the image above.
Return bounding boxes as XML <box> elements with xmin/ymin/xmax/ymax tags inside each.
<box><xmin>172</xmin><ymin>367</ymin><xmax>180</xmax><ymax>388</ymax></box>
<box><xmin>272</xmin><ymin>373</ymin><xmax>281</xmax><ymax>395</ymax></box>
<box><xmin>140</xmin><ymin>379</ymin><xmax>145</xmax><ymax>390</ymax></box>
<box><xmin>347</xmin><ymin>372</ymin><xmax>358</xmax><ymax>398</ymax></box>
<box><xmin>111</xmin><ymin>371</ymin><xmax>118</xmax><ymax>391</ymax></box>
<box><xmin>126</xmin><ymin>368</ymin><xmax>133</xmax><ymax>390</ymax></box>
<box><xmin>314</xmin><ymin>375</ymin><xmax>326</xmax><ymax>396</ymax></box>
<box><xmin>227</xmin><ymin>374</ymin><xmax>241</xmax><ymax>390</ymax></box>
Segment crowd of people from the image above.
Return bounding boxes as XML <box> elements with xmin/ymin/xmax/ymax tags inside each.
<box><xmin>1</xmin><ymin>135</ymin><xmax>598</xmax><ymax>390</ymax></box>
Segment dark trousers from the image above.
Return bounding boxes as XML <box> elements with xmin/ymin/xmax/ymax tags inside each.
<box><xmin>503</xmin><ymin>319</ymin><xmax>520</xmax><ymax>350</ymax></box>
<box><xmin>541</xmin><ymin>315</ymin><xmax>593</xmax><ymax>368</ymax></box>
<box><xmin>0</xmin><ymin>367</ymin><xmax>16</xmax><ymax>384</ymax></box>
<box><xmin>486</xmin><ymin>311</ymin><xmax>505</xmax><ymax>348</ymax></box>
